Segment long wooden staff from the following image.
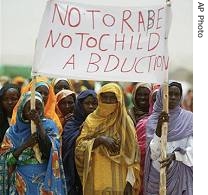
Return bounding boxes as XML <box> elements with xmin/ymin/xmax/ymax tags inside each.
<box><xmin>159</xmin><ymin>82</ymin><xmax>169</xmax><ymax>195</ymax></box>
<box><xmin>159</xmin><ymin>1</ymin><xmax>171</xmax><ymax>194</ymax></box>
<box><xmin>30</xmin><ymin>75</ymin><xmax>42</xmax><ymax>163</ymax></box>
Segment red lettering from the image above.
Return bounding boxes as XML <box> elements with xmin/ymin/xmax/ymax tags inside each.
<box><xmin>102</xmin><ymin>14</ymin><xmax>115</xmax><ymax>27</ymax></box>
<box><xmin>148</xmin><ymin>33</ymin><xmax>160</xmax><ymax>51</ymax></box>
<box><xmin>86</xmin><ymin>10</ymin><xmax>101</xmax><ymax>29</ymax></box>
<box><xmin>86</xmin><ymin>37</ymin><xmax>97</xmax><ymax>48</ymax></box>
<box><xmin>156</xmin><ymin>7</ymin><xmax>164</xmax><ymax>29</ymax></box>
<box><xmin>45</xmin><ymin>30</ymin><xmax>61</xmax><ymax>48</ymax></box>
<box><xmin>121</xmin><ymin>10</ymin><xmax>134</xmax><ymax>33</ymax></box>
<box><xmin>163</xmin><ymin>56</ymin><xmax>169</xmax><ymax>70</ymax></box>
<box><xmin>153</xmin><ymin>55</ymin><xmax>169</xmax><ymax>71</ymax></box>
<box><xmin>121</xmin><ymin>58</ymin><xmax>135</xmax><ymax>72</ymax></box>
<box><xmin>76</xmin><ymin>32</ymin><xmax>89</xmax><ymax>50</ymax></box>
<box><xmin>147</xmin><ymin>55</ymin><xmax>156</xmax><ymax>72</ymax></box>
<box><xmin>153</xmin><ymin>56</ymin><xmax>158</xmax><ymax>70</ymax></box>
<box><xmin>68</xmin><ymin>7</ymin><xmax>81</xmax><ymax>27</ymax></box>
<box><xmin>147</xmin><ymin>10</ymin><xmax>155</xmax><ymax>31</ymax></box>
<box><xmin>61</xmin><ymin>35</ymin><xmax>72</xmax><ymax>48</ymax></box>
<box><xmin>114</xmin><ymin>34</ymin><xmax>125</xmax><ymax>50</ymax></box>
<box><xmin>62</xmin><ymin>54</ymin><xmax>75</xmax><ymax>69</ymax></box>
<box><xmin>136</xmin><ymin>34</ymin><xmax>143</xmax><ymax>50</ymax></box>
<box><xmin>52</xmin><ymin>4</ymin><xmax>68</xmax><ymax>25</ymax></box>
<box><xmin>129</xmin><ymin>35</ymin><xmax>134</xmax><ymax>50</ymax></box>
<box><xmin>134</xmin><ymin>57</ymin><xmax>148</xmax><ymax>73</ymax></box>
<box><xmin>104</xmin><ymin>55</ymin><xmax>120</xmax><ymax>72</ymax></box>
<box><xmin>99</xmin><ymin>34</ymin><xmax>110</xmax><ymax>51</ymax></box>
<box><xmin>154</xmin><ymin>56</ymin><xmax>162</xmax><ymax>70</ymax></box>
<box><xmin>138</xmin><ymin>11</ymin><xmax>146</xmax><ymax>32</ymax></box>
<box><xmin>87</xmin><ymin>53</ymin><xmax>101</xmax><ymax>72</ymax></box>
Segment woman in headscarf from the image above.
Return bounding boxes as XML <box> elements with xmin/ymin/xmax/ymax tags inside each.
<box><xmin>129</xmin><ymin>83</ymin><xmax>152</xmax><ymax>125</ymax></box>
<box><xmin>136</xmin><ymin>83</ymin><xmax>161</xmax><ymax>163</ymax></box>
<box><xmin>0</xmin><ymin>83</ymin><xmax>21</xmax><ymax>144</ymax></box>
<box><xmin>11</xmin><ymin>77</ymin><xmax>63</xmax><ymax>135</ymax></box>
<box><xmin>55</xmin><ymin>89</ymin><xmax>76</xmax><ymax>128</ymax></box>
<box><xmin>75</xmin><ymin>83</ymin><xmax>140</xmax><ymax>195</ymax></box>
<box><xmin>51</xmin><ymin>78</ymin><xmax>74</xmax><ymax>95</ymax></box>
<box><xmin>12</xmin><ymin>76</ymin><xmax>27</xmax><ymax>90</ymax></box>
<box><xmin>143</xmin><ymin>81</ymin><xmax>193</xmax><ymax>195</ymax></box>
<box><xmin>135</xmin><ymin>84</ymin><xmax>161</xmax><ymax>195</ymax></box>
<box><xmin>0</xmin><ymin>91</ymin><xmax>67</xmax><ymax>194</ymax></box>
<box><xmin>62</xmin><ymin>89</ymin><xmax>97</xmax><ymax>195</ymax></box>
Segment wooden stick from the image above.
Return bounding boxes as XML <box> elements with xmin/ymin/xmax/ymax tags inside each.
<box><xmin>31</xmin><ymin>76</ymin><xmax>42</xmax><ymax>163</ymax></box>
<box><xmin>159</xmin><ymin>83</ymin><xmax>169</xmax><ymax>195</ymax></box>
<box><xmin>159</xmin><ymin>1</ymin><xmax>171</xmax><ymax>194</ymax></box>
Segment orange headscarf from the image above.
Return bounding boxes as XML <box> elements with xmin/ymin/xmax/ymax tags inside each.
<box><xmin>55</xmin><ymin>89</ymin><xmax>76</xmax><ymax>127</ymax></box>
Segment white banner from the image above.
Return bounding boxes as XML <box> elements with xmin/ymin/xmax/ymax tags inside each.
<box><xmin>33</xmin><ymin>0</ymin><xmax>170</xmax><ymax>83</ymax></box>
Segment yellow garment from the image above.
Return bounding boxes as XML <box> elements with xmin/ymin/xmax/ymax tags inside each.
<box><xmin>12</xmin><ymin>76</ymin><xmax>25</xmax><ymax>85</ymax></box>
<box><xmin>75</xmin><ymin>83</ymin><xmax>141</xmax><ymax>195</ymax></box>
<box><xmin>11</xmin><ymin>76</ymin><xmax>63</xmax><ymax>135</ymax></box>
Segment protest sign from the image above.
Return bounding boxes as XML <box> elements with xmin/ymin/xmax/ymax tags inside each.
<box><xmin>33</xmin><ymin>0</ymin><xmax>170</xmax><ymax>83</ymax></box>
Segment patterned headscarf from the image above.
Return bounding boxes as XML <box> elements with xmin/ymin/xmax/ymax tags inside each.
<box><xmin>9</xmin><ymin>91</ymin><xmax>44</xmax><ymax>146</ymax></box>
<box><xmin>11</xmin><ymin>77</ymin><xmax>63</xmax><ymax>134</ymax></box>
<box><xmin>17</xmin><ymin>91</ymin><xmax>44</xmax><ymax>123</ymax></box>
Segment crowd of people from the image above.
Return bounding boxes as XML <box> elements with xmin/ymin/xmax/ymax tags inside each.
<box><xmin>0</xmin><ymin>75</ymin><xmax>193</xmax><ymax>195</ymax></box>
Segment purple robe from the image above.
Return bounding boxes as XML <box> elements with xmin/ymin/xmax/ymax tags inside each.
<box><xmin>144</xmin><ymin>82</ymin><xmax>193</xmax><ymax>195</ymax></box>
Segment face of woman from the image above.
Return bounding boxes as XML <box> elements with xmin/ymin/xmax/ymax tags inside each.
<box><xmin>22</xmin><ymin>100</ymin><xmax>43</xmax><ymax>120</ymax></box>
<box><xmin>36</xmin><ymin>86</ymin><xmax>49</xmax><ymax>105</ymax></box>
<box><xmin>100</xmin><ymin>92</ymin><xmax>117</xmax><ymax>104</ymax></box>
<box><xmin>169</xmin><ymin>86</ymin><xmax>181</xmax><ymax>109</ymax></box>
<box><xmin>2</xmin><ymin>88</ymin><xmax>20</xmax><ymax>117</ymax></box>
<box><xmin>58</xmin><ymin>95</ymin><xmax>75</xmax><ymax>116</ymax></box>
<box><xmin>82</xmin><ymin>95</ymin><xmax>98</xmax><ymax>115</ymax></box>
<box><xmin>135</xmin><ymin>87</ymin><xmax>150</xmax><ymax>109</ymax></box>
<box><xmin>54</xmin><ymin>80</ymin><xmax>70</xmax><ymax>94</ymax></box>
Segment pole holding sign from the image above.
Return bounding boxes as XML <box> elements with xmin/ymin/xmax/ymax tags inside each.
<box><xmin>159</xmin><ymin>82</ymin><xmax>169</xmax><ymax>195</ymax></box>
<box><xmin>159</xmin><ymin>1</ymin><xmax>171</xmax><ymax>194</ymax></box>
<box><xmin>30</xmin><ymin>76</ymin><xmax>42</xmax><ymax>163</ymax></box>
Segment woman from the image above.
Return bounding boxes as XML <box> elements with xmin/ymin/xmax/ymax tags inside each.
<box><xmin>62</xmin><ymin>89</ymin><xmax>97</xmax><ymax>195</ymax></box>
<box><xmin>0</xmin><ymin>91</ymin><xmax>67</xmax><ymax>194</ymax></box>
<box><xmin>129</xmin><ymin>83</ymin><xmax>152</xmax><ymax>125</ymax></box>
<box><xmin>75</xmin><ymin>83</ymin><xmax>140</xmax><ymax>195</ymax></box>
<box><xmin>56</xmin><ymin>89</ymin><xmax>76</xmax><ymax>128</ymax></box>
<box><xmin>136</xmin><ymin>84</ymin><xmax>161</xmax><ymax>165</ymax></box>
<box><xmin>11</xmin><ymin>77</ymin><xmax>63</xmax><ymax>135</ymax></box>
<box><xmin>12</xmin><ymin>76</ymin><xmax>27</xmax><ymax>90</ymax></box>
<box><xmin>52</xmin><ymin>78</ymin><xmax>74</xmax><ymax>95</ymax></box>
<box><xmin>143</xmin><ymin>81</ymin><xmax>193</xmax><ymax>195</ymax></box>
<box><xmin>0</xmin><ymin>83</ymin><xmax>21</xmax><ymax>144</ymax></box>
